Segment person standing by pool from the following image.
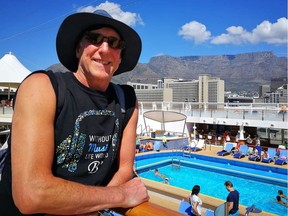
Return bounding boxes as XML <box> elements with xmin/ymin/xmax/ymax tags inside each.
<box><xmin>224</xmin><ymin>181</ymin><xmax>240</xmax><ymax>216</ymax></box>
<box><xmin>189</xmin><ymin>185</ymin><xmax>202</xmax><ymax>216</ymax></box>
<box><xmin>162</xmin><ymin>135</ymin><xmax>168</xmax><ymax>149</ymax></box>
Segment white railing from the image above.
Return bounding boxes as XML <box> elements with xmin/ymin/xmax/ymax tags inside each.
<box><xmin>138</xmin><ymin>102</ymin><xmax>287</xmax><ymax>123</ymax></box>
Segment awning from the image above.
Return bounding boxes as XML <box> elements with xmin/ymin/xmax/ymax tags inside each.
<box><xmin>143</xmin><ymin>110</ymin><xmax>187</xmax><ymax>123</ymax></box>
<box><xmin>143</xmin><ymin>110</ymin><xmax>187</xmax><ymax>135</ymax></box>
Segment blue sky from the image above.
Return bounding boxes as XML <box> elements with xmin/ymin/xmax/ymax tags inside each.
<box><xmin>0</xmin><ymin>0</ymin><xmax>287</xmax><ymax>72</ymax></box>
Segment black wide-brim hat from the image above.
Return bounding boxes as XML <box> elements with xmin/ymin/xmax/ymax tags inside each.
<box><xmin>56</xmin><ymin>10</ymin><xmax>142</xmax><ymax>76</ymax></box>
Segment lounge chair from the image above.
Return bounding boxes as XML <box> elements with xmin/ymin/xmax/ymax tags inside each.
<box><xmin>182</xmin><ymin>140</ymin><xmax>196</xmax><ymax>151</ymax></box>
<box><xmin>274</xmin><ymin>149</ymin><xmax>288</xmax><ymax>165</ymax></box>
<box><xmin>205</xmin><ymin>209</ymin><xmax>214</xmax><ymax>216</ymax></box>
<box><xmin>261</xmin><ymin>148</ymin><xmax>276</xmax><ymax>163</ymax></box>
<box><xmin>178</xmin><ymin>200</ymin><xmax>191</xmax><ymax>215</ymax></box>
<box><xmin>217</xmin><ymin>142</ymin><xmax>234</xmax><ymax>156</ymax></box>
<box><xmin>183</xmin><ymin>139</ymin><xmax>204</xmax><ymax>151</ymax></box>
<box><xmin>233</xmin><ymin>144</ymin><xmax>248</xmax><ymax>159</ymax></box>
<box><xmin>248</xmin><ymin>146</ymin><xmax>262</xmax><ymax>161</ymax></box>
<box><xmin>245</xmin><ymin>204</ymin><xmax>262</xmax><ymax>215</ymax></box>
<box><xmin>190</xmin><ymin>139</ymin><xmax>205</xmax><ymax>151</ymax></box>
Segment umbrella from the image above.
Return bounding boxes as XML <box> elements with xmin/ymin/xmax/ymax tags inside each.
<box><xmin>0</xmin><ymin>52</ymin><xmax>31</xmax><ymax>100</ymax></box>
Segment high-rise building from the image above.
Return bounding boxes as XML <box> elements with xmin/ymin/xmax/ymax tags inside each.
<box><xmin>259</xmin><ymin>85</ymin><xmax>270</xmax><ymax>97</ymax></box>
<box><xmin>128</xmin><ymin>74</ymin><xmax>225</xmax><ymax>103</ymax></box>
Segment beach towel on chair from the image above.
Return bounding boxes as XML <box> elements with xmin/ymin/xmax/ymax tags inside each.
<box><xmin>261</xmin><ymin>148</ymin><xmax>276</xmax><ymax>163</ymax></box>
<box><xmin>248</xmin><ymin>146</ymin><xmax>262</xmax><ymax>161</ymax></box>
<box><xmin>233</xmin><ymin>145</ymin><xmax>248</xmax><ymax>159</ymax></box>
<box><xmin>274</xmin><ymin>149</ymin><xmax>288</xmax><ymax>165</ymax></box>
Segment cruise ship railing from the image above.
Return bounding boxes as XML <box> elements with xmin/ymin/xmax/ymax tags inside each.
<box><xmin>1</xmin><ymin>102</ymin><xmax>287</xmax><ymax>123</ymax></box>
<box><xmin>0</xmin><ymin>106</ymin><xmax>13</xmax><ymax>115</ymax></box>
<box><xmin>138</xmin><ymin>102</ymin><xmax>287</xmax><ymax>122</ymax></box>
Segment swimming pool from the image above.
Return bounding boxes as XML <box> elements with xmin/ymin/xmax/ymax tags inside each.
<box><xmin>135</xmin><ymin>152</ymin><xmax>288</xmax><ymax>216</ymax></box>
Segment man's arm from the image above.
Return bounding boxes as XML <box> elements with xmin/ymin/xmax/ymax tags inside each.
<box><xmin>11</xmin><ymin>74</ymin><xmax>148</xmax><ymax>215</ymax></box>
<box><xmin>107</xmin><ymin>100</ymin><xmax>139</xmax><ymax>186</ymax></box>
<box><xmin>227</xmin><ymin>201</ymin><xmax>233</xmax><ymax>213</ymax></box>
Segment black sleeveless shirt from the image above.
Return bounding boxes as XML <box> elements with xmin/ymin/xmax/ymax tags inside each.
<box><xmin>0</xmin><ymin>71</ymin><xmax>136</xmax><ymax>215</ymax></box>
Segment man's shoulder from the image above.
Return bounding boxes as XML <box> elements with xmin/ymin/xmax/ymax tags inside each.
<box><xmin>233</xmin><ymin>190</ymin><xmax>240</xmax><ymax>197</ymax></box>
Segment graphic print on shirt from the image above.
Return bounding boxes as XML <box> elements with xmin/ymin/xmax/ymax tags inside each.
<box><xmin>56</xmin><ymin>109</ymin><xmax>119</xmax><ymax>173</ymax></box>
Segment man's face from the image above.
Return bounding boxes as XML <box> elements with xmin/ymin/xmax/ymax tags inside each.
<box><xmin>76</xmin><ymin>27</ymin><xmax>123</xmax><ymax>84</ymax></box>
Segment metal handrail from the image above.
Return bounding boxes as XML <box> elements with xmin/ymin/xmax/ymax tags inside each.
<box><xmin>138</xmin><ymin>102</ymin><xmax>287</xmax><ymax>123</ymax></box>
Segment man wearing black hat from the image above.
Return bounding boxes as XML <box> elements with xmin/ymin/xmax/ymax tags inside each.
<box><xmin>0</xmin><ymin>9</ymin><xmax>148</xmax><ymax>215</ymax></box>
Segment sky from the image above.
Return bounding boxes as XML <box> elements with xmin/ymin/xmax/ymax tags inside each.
<box><xmin>0</xmin><ymin>0</ymin><xmax>287</xmax><ymax>72</ymax></box>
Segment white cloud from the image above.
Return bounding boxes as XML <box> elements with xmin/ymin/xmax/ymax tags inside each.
<box><xmin>211</xmin><ymin>17</ymin><xmax>288</xmax><ymax>45</ymax></box>
<box><xmin>211</xmin><ymin>26</ymin><xmax>252</xmax><ymax>45</ymax></box>
<box><xmin>77</xmin><ymin>1</ymin><xmax>144</xmax><ymax>27</ymax></box>
<box><xmin>180</xmin><ymin>17</ymin><xmax>287</xmax><ymax>46</ymax></box>
<box><xmin>251</xmin><ymin>17</ymin><xmax>288</xmax><ymax>44</ymax></box>
<box><xmin>178</xmin><ymin>21</ymin><xmax>211</xmax><ymax>44</ymax></box>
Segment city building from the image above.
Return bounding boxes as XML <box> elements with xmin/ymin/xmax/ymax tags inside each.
<box><xmin>264</xmin><ymin>84</ymin><xmax>288</xmax><ymax>103</ymax></box>
<box><xmin>128</xmin><ymin>74</ymin><xmax>225</xmax><ymax>103</ymax></box>
<box><xmin>259</xmin><ymin>85</ymin><xmax>270</xmax><ymax>98</ymax></box>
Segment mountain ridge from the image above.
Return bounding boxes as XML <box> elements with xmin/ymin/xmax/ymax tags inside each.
<box><xmin>47</xmin><ymin>51</ymin><xmax>287</xmax><ymax>93</ymax></box>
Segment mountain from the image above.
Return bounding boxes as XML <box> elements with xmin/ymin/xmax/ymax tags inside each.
<box><xmin>47</xmin><ymin>51</ymin><xmax>287</xmax><ymax>93</ymax></box>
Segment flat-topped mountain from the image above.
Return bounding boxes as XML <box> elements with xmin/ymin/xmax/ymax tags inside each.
<box><xmin>47</xmin><ymin>51</ymin><xmax>287</xmax><ymax>93</ymax></box>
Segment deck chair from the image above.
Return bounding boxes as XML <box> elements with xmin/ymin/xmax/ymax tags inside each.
<box><xmin>274</xmin><ymin>149</ymin><xmax>288</xmax><ymax>165</ymax></box>
<box><xmin>217</xmin><ymin>142</ymin><xmax>234</xmax><ymax>156</ymax></box>
<box><xmin>182</xmin><ymin>140</ymin><xmax>197</xmax><ymax>151</ymax></box>
<box><xmin>214</xmin><ymin>202</ymin><xmax>226</xmax><ymax>216</ymax></box>
<box><xmin>245</xmin><ymin>204</ymin><xmax>262</xmax><ymax>215</ymax></box>
<box><xmin>178</xmin><ymin>200</ymin><xmax>191</xmax><ymax>215</ymax></box>
<box><xmin>233</xmin><ymin>144</ymin><xmax>248</xmax><ymax>159</ymax></box>
<box><xmin>248</xmin><ymin>146</ymin><xmax>262</xmax><ymax>161</ymax></box>
<box><xmin>190</xmin><ymin>139</ymin><xmax>205</xmax><ymax>151</ymax></box>
<box><xmin>183</xmin><ymin>139</ymin><xmax>204</xmax><ymax>151</ymax></box>
<box><xmin>205</xmin><ymin>209</ymin><xmax>214</xmax><ymax>216</ymax></box>
<box><xmin>261</xmin><ymin>148</ymin><xmax>276</xmax><ymax>163</ymax></box>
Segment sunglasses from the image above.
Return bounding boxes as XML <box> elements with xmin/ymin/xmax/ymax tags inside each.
<box><xmin>84</xmin><ymin>32</ymin><xmax>125</xmax><ymax>50</ymax></box>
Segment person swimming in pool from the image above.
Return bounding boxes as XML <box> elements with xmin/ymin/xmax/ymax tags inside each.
<box><xmin>154</xmin><ymin>168</ymin><xmax>167</xmax><ymax>180</ymax></box>
<box><xmin>276</xmin><ymin>190</ymin><xmax>288</xmax><ymax>207</ymax></box>
<box><xmin>164</xmin><ymin>177</ymin><xmax>170</xmax><ymax>184</ymax></box>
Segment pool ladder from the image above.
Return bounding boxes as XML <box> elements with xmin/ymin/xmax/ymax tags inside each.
<box><xmin>182</xmin><ymin>149</ymin><xmax>192</xmax><ymax>158</ymax></box>
<box><xmin>171</xmin><ymin>158</ymin><xmax>181</xmax><ymax>168</ymax></box>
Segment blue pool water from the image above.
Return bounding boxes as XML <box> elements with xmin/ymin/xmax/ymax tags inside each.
<box><xmin>135</xmin><ymin>152</ymin><xmax>288</xmax><ymax>216</ymax></box>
